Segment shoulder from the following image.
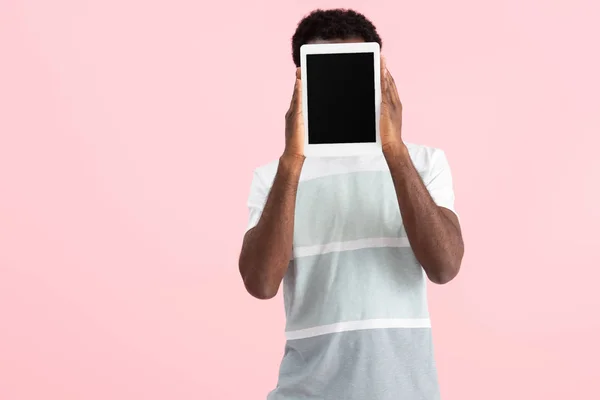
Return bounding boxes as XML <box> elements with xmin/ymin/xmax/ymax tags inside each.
<box><xmin>405</xmin><ymin>142</ymin><xmax>446</xmax><ymax>162</ymax></box>
<box><xmin>254</xmin><ymin>158</ymin><xmax>279</xmax><ymax>174</ymax></box>
<box><xmin>252</xmin><ymin>144</ymin><xmax>451</xmax><ymax>183</ymax></box>
<box><xmin>405</xmin><ymin>142</ymin><xmax>449</xmax><ymax>171</ymax></box>
<box><xmin>252</xmin><ymin>159</ymin><xmax>280</xmax><ymax>186</ymax></box>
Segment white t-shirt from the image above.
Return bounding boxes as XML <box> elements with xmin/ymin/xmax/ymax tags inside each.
<box><xmin>245</xmin><ymin>142</ymin><xmax>457</xmax><ymax>400</ymax></box>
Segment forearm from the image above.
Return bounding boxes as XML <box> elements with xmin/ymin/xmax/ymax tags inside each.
<box><xmin>384</xmin><ymin>144</ymin><xmax>463</xmax><ymax>284</ymax></box>
<box><xmin>239</xmin><ymin>154</ymin><xmax>304</xmax><ymax>299</ymax></box>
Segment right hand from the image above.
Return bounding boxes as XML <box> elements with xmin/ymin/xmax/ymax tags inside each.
<box><xmin>283</xmin><ymin>68</ymin><xmax>305</xmax><ymax>159</ymax></box>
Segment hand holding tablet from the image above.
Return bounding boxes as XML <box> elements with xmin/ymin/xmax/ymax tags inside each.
<box><xmin>300</xmin><ymin>42</ymin><xmax>382</xmax><ymax>157</ymax></box>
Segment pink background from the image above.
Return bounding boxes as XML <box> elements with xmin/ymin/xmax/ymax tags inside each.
<box><xmin>1</xmin><ymin>0</ymin><xmax>599</xmax><ymax>398</ymax></box>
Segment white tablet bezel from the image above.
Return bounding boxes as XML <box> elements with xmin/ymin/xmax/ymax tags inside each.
<box><xmin>300</xmin><ymin>42</ymin><xmax>382</xmax><ymax>157</ymax></box>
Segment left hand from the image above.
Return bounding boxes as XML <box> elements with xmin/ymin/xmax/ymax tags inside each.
<box><xmin>380</xmin><ymin>56</ymin><xmax>405</xmax><ymax>154</ymax></box>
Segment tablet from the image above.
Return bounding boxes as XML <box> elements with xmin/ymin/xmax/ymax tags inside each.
<box><xmin>300</xmin><ymin>42</ymin><xmax>382</xmax><ymax>157</ymax></box>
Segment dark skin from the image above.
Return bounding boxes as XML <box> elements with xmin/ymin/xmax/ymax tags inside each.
<box><xmin>239</xmin><ymin>38</ymin><xmax>464</xmax><ymax>299</ymax></box>
<box><xmin>379</xmin><ymin>56</ymin><xmax>464</xmax><ymax>284</ymax></box>
<box><xmin>238</xmin><ymin>66</ymin><xmax>305</xmax><ymax>300</ymax></box>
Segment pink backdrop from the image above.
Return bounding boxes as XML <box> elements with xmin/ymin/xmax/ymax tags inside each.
<box><xmin>1</xmin><ymin>0</ymin><xmax>599</xmax><ymax>399</ymax></box>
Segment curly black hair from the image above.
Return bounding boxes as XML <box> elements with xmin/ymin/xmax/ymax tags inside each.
<box><xmin>291</xmin><ymin>9</ymin><xmax>382</xmax><ymax>67</ymax></box>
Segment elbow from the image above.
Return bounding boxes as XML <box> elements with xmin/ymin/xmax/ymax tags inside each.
<box><xmin>245</xmin><ymin>281</ymin><xmax>278</xmax><ymax>300</ymax></box>
<box><xmin>428</xmin><ymin>271</ymin><xmax>455</xmax><ymax>285</ymax></box>
<box><xmin>427</xmin><ymin>261</ymin><xmax>461</xmax><ymax>285</ymax></box>
<box><xmin>426</xmin><ymin>245</ymin><xmax>464</xmax><ymax>285</ymax></box>
<box><xmin>239</xmin><ymin>261</ymin><xmax>279</xmax><ymax>300</ymax></box>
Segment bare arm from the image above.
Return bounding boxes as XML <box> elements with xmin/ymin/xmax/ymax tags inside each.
<box><xmin>238</xmin><ymin>68</ymin><xmax>305</xmax><ymax>299</ymax></box>
<box><xmin>379</xmin><ymin>56</ymin><xmax>464</xmax><ymax>284</ymax></box>
<box><xmin>239</xmin><ymin>155</ymin><xmax>304</xmax><ymax>299</ymax></box>
<box><xmin>384</xmin><ymin>145</ymin><xmax>464</xmax><ymax>284</ymax></box>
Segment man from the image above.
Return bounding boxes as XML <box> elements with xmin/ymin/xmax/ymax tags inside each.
<box><xmin>239</xmin><ymin>8</ymin><xmax>464</xmax><ymax>400</ymax></box>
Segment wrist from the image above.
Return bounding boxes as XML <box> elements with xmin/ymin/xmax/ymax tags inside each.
<box><xmin>279</xmin><ymin>152</ymin><xmax>305</xmax><ymax>174</ymax></box>
<box><xmin>382</xmin><ymin>141</ymin><xmax>409</xmax><ymax>162</ymax></box>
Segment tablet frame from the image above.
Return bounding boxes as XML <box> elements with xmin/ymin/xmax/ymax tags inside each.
<box><xmin>300</xmin><ymin>42</ymin><xmax>382</xmax><ymax>157</ymax></box>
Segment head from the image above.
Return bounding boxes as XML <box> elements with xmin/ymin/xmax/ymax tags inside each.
<box><xmin>291</xmin><ymin>9</ymin><xmax>383</xmax><ymax>67</ymax></box>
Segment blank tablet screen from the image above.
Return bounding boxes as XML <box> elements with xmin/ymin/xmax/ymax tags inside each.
<box><xmin>306</xmin><ymin>52</ymin><xmax>376</xmax><ymax>145</ymax></box>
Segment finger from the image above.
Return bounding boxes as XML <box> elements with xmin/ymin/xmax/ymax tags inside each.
<box><xmin>293</xmin><ymin>77</ymin><xmax>302</xmax><ymax>112</ymax></box>
<box><xmin>288</xmin><ymin>72</ymin><xmax>300</xmax><ymax>110</ymax></box>
<box><xmin>288</xmin><ymin>76</ymin><xmax>301</xmax><ymax>114</ymax></box>
<box><xmin>387</xmin><ymin>71</ymin><xmax>402</xmax><ymax>107</ymax></box>
<box><xmin>383</xmin><ymin>65</ymin><xmax>402</xmax><ymax>107</ymax></box>
<box><xmin>381</xmin><ymin>56</ymin><xmax>396</xmax><ymax>105</ymax></box>
<box><xmin>384</xmin><ymin>69</ymin><xmax>395</xmax><ymax>105</ymax></box>
<box><xmin>380</xmin><ymin>55</ymin><xmax>387</xmax><ymax>92</ymax></box>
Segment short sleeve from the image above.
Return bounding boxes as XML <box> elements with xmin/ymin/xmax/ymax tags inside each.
<box><xmin>245</xmin><ymin>168</ymin><xmax>270</xmax><ymax>232</ymax></box>
<box><xmin>425</xmin><ymin>150</ymin><xmax>458</xmax><ymax>218</ymax></box>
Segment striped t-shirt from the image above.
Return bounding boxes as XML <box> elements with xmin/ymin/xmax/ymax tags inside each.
<box><xmin>245</xmin><ymin>142</ymin><xmax>457</xmax><ymax>400</ymax></box>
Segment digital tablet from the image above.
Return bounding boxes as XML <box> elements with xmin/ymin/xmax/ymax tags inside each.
<box><xmin>300</xmin><ymin>42</ymin><xmax>382</xmax><ymax>157</ymax></box>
